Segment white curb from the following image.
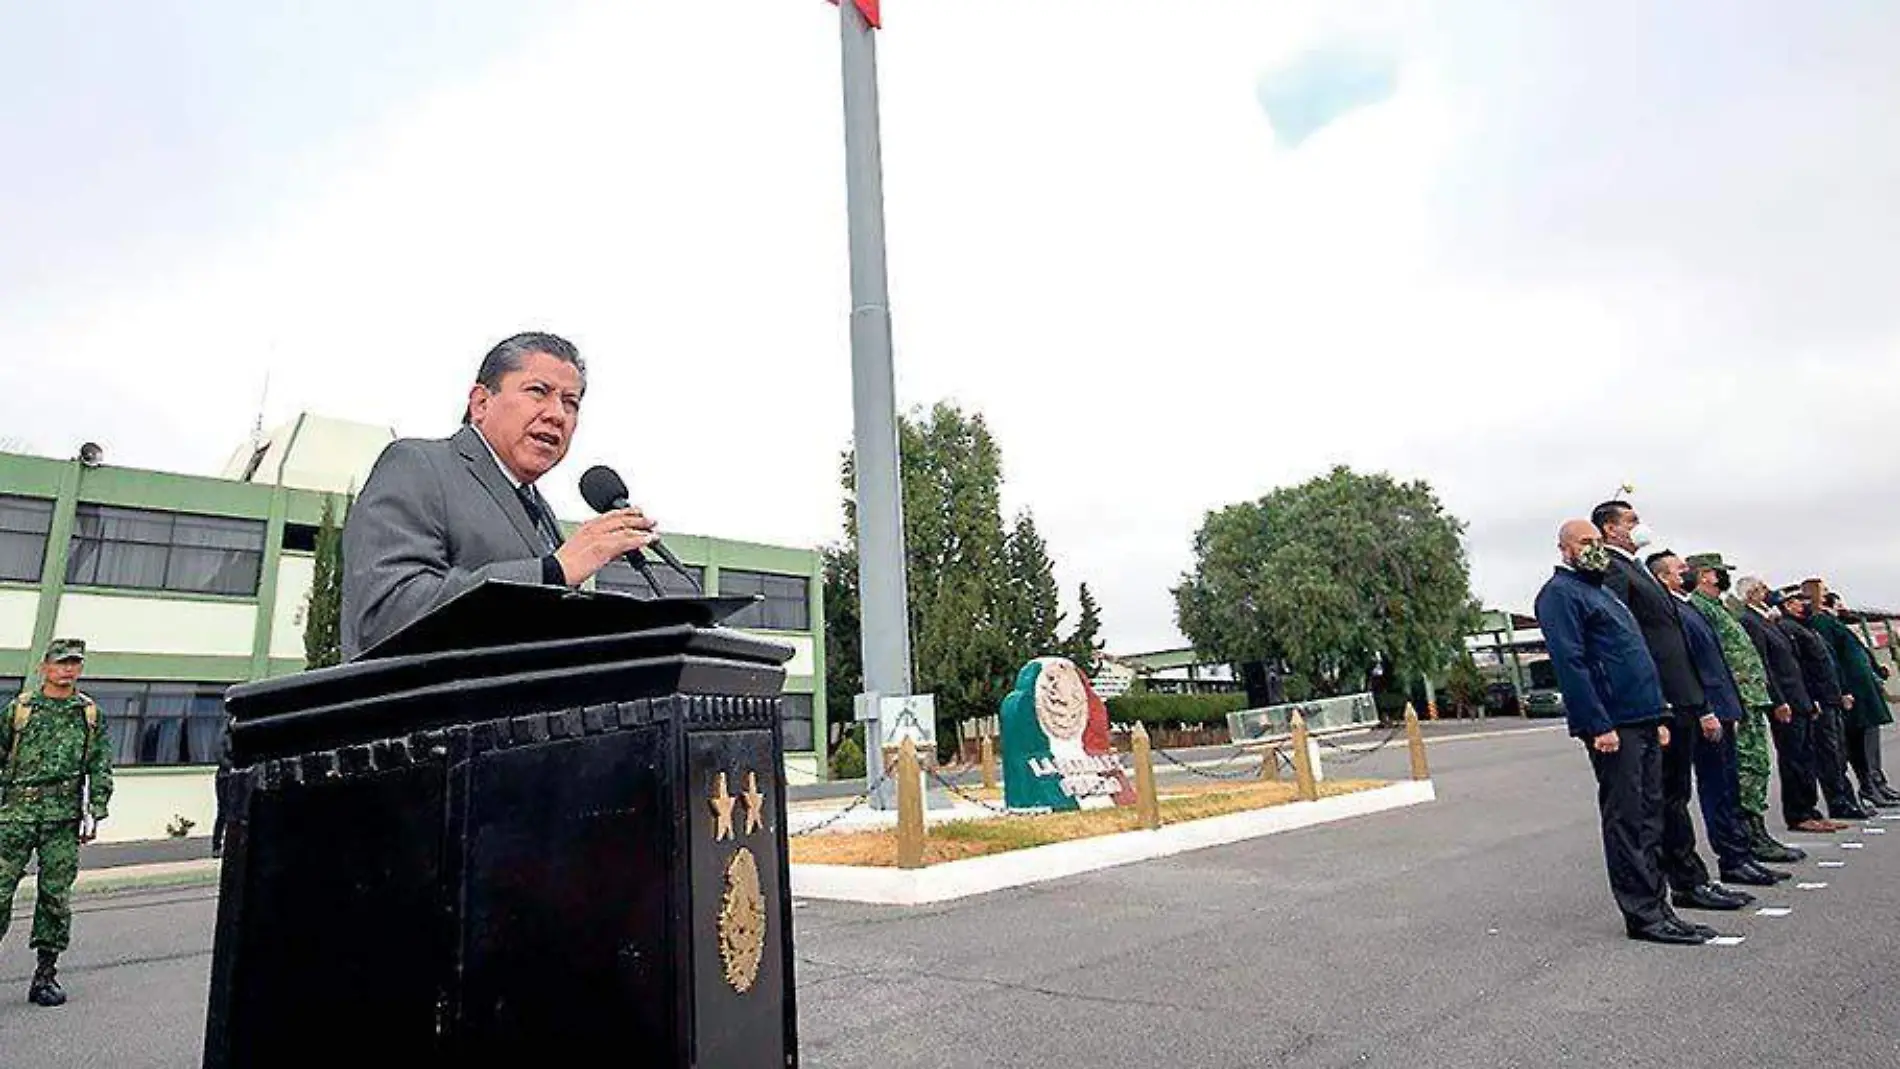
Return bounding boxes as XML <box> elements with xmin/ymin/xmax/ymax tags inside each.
<box><xmin>791</xmin><ymin>779</ymin><xmax>1436</xmax><ymax>905</ymax></box>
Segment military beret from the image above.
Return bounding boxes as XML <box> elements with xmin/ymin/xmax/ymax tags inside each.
<box><xmin>43</xmin><ymin>638</ymin><xmax>85</xmax><ymax>662</ymax></box>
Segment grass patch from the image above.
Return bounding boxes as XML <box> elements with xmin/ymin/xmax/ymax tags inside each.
<box><xmin>790</xmin><ymin>778</ymin><xmax>1386</xmax><ymax>868</ymax></box>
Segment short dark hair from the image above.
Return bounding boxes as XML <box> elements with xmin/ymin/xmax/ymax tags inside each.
<box><xmin>1591</xmin><ymin>500</ymin><xmax>1632</xmax><ymax>533</ymax></box>
<box><xmin>1645</xmin><ymin>551</ymin><xmax>1678</xmax><ymax>579</ymax></box>
<box><xmin>463</xmin><ymin>332</ymin><xmax>586</xmax><ymax>424</ymax></box>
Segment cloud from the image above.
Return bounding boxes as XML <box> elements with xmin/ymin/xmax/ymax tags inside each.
<box><xmin>1254</xmin><ymin>43</ymin><xmax>1399</xmax><ymax>148</ymax></box>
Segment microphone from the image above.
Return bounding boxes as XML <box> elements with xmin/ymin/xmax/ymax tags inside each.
<box><xmin>578</xmin><ymin>465</ymin><xmax>703</xmax><ymax>595</ymax></box>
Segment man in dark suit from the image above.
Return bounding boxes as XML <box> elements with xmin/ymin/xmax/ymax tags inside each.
<box><xmin>1536</xmin><ymin>520</ymin><xmax>1717</xmax><ymax>944</ymax></box>
<box><xmin>1736</xmin><ymin>576</ymin><xmax>1839</xmax><ymax>833</ymax></box>
<box><xmin>1591</xmin><ymin>501</ymin><xmax>1748</xmax><ymax>911</ymax></box>
<box><xmin>341</xmin><ymin>332</ymin><xmax>659</xmax><ymax>658</ymax></box>
<box><xmin>1648</xmin><ymin>553</ymin><xmax>1790</xmax><ymax>886</ymax></box>
<box><xmin>1776</xmin><ymin>586</ymin><xmax>1872</xmax><ymax>821</ymax></box>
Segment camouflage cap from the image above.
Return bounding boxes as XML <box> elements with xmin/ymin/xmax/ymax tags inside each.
<box><xmin>1684</xmin><ymin>552</ymin><xmax>1733</xmax><ymax>574</ymax></box>
<box><xmin>43</xmin><ymin>638</ymin><xmax>85</xmax><ymax>662</ymax></box>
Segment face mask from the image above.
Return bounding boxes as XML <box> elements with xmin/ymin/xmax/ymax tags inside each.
<box><xmin>1714</xmin><ymin>572</ymin><xmax>1731</xmax><ymax>594</ymax></box>
<box><xmin>1574</xmin><ymin>543</ymin><xmax>1611</xmax><ymax>573</ymax></box>
<box><xmin>1628</xmin><ymin>523</ymin><xmax>1655</xmax><ymax>550</ymax></box>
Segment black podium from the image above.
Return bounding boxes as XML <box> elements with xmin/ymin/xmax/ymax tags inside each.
<box><xmin>202</xmin><ymin>582</ymin><xmax>800</xmax><ymax>1068</ymax></box>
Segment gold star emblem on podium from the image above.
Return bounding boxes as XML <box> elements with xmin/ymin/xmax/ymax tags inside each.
<box><xmin>742</xmin><ymin>771</ymin><xmax>765</xmax><ymax>836</ymax></box>
<box><xmin>709</xmin><ymin>772</ymin><xmax>736</xmax><ymax>842</ymax></box>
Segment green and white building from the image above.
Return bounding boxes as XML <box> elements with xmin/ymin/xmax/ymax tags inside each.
<box><xmin>0</xmin><ymin>415</ymin><xmax>827</xmax><ymax>844</ymax></box>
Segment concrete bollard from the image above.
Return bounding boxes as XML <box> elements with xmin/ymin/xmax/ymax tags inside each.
<box><xmin>896</xmin><ymin>736</ymin><xmax>925</xmax><ymax>869</ymax></box>
<box><xmin>1405</xmin><ymin>703</ymin><xmax>1430</xmax><ymax>781</ymax></box>
<box><xmin>980</xmin><ymin>733</ymin><xmax>997</xmax><ymax>792</ymax></box>
<box><xmin>1131</xmin><ymin>723</ymin><xmax>1162</xmax><ymax>830</ymax></box>
<box><xmin>1290</xmin><ymin>712</ymin><xmax>1319</xmax><ymax>802</ymax></box>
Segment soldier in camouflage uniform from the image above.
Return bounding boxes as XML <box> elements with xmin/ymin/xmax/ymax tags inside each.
<box><xmin>1684</xmin><ymin>556</ymin><xmax>1804</xmax><ymax>865</ymax></box>
<box><xmin>0</xmin><ymin>639</ymin><xmax>113</xmax><ymax>1007</ymax></box>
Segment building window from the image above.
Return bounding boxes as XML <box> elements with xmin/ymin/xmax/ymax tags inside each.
<box><xmin>0</xmin><ymin>677</ymin><xmax>23</xmax><ymax>701</ymax></box>
<box><xmin>719</xmin><ymin>569</ymin><xmax>811</xmax><ymax>631</ymax></box>
<box><xmin>781</xmin><ymin>692</ymin><xmax>814</xmax><ymax>752</ymax></box>
<box><xmin>0</xmin><ymin>495</ymin><xmax>54</xmax><ymax>583</ymax></box>
<box><xmin>86</xmin><ymin>680</ymin><xmax>229</xmax><ymax>766</ymax></box>
<box><xmin>281</xmin><ymin>522</ymin><xmax>319</xmax><ymax>553</ymax></box>
<box><xmin>596</xmin><ymin>560</ymin><xmax>705</xmax><ymax>598</ymax></box>
<box><xmin>66</xmin><ymin>505</ymin><xmax>265</xmax><ymax>597</ymax></box>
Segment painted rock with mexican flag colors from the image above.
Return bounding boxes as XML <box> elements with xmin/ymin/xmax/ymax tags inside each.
<box><xmin>1000</xmin><ymin>657</ymin><xmax>1137</xmax><ymax>813</ymax></box>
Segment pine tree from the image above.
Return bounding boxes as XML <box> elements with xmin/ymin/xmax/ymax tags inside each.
<box><xmin>303</xmin><ymin>494</ymin><xmax>346</xmax><ymax>669</ymax></box>
<box><xmin>1060</xmin><ymin>582</ymin><xmax>1105</xmax><ymax>674</ymax></box>
<box><xmin>1001</xmin><ymin>511</ymin><xmax>1061</xmax><ymax>657</ymax></box>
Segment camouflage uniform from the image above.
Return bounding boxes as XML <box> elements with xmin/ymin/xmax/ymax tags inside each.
<box><xmin>1689</xmin><ymin>591</ymin><xmax>1774</xmax><ymax>816</ymax></box>
<box><xmin>0</xmin><ymin>685</ymin><xmax>113</xmax><ymax>956</ymax></box>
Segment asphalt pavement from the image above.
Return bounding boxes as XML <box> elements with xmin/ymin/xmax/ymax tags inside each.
<box><xmin>8</xmin><ymin>720</ymin><xmax>1899</xmax><ymax>1067</ymax></box>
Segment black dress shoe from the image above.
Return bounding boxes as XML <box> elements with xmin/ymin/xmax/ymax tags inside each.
<box><xmin>1673</xmin><ymin>882</ymin><xmax>1751</xmax><ymax>910</ymax></box>
<box><xmin>1738</xmin><ymin>860</ymin><xmax>1791</xmax><ymax>883</ymax></box>
<box><xmin>1664</xmin><ymin>917</ymin><xmax>1722</xmax><ymax>939</ymax></box>
<box><xmin>1875</xmin><ymin>784</ymin><xmax>1900</xmax><ymax>805</ymax></box>
<box><xmin>1860</xmin><ymin>793</ymin><xmax>1897</xmax><ymax>811</ymax></box>
<box><xmin>1629</xmin><ymin>919</ymin><xmax>1710</xmax><ymax>945</ymax></box>
<box><xmin>1720</xmin><ymin>863</ymin><xmax>1781</xmax><ymax>887</ymax></box>
<box><xmin>1832</xmin><ymin>804</ymin><xmax>1875</xmax><ymax>821</ymax></box>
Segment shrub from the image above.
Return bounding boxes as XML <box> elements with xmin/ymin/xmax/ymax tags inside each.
<box><xmin>1104</xmin><ymin>692</ymin><xmax>1248</xmax><ymax>729</ymax></box>
<box><xmin>830</xmin><ymin>735</ymin><xmax>866</xmax><ymax>780</ymax></box>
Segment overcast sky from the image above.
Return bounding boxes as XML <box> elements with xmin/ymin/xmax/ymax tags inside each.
<box><xmin>4</xmin><ymin>1</ymin><xmax>1897</xmax><ymax>653</ymax></box>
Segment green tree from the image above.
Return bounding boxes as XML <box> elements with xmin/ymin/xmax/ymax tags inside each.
<box><xmin>1173</xmin><ymin>466</ymin><xmax>1476</xmax><ymax>697</ymax></box>
<box><xmin>824</xmin><ymin>403</ymin><xmax>1081</xmax><ymax>753</ymax></box>
<box><xmin>303</xmin><ymin>494</ymin><xmax>347</xmax><ymax>669</ymax></box>
<box><xmin>1001</xmin><ymin>512</ymin><xmax>1061</xmax><ymax>657</ymax></box>
<box><xmin>1058</xmin><ymin>582</ymin><xmax>1105</xmax><ymax>674</ymax></box>
<box><xmin>1442</xmin><ymin>651</ymin><xmax>1486</xmax><ymax>717</ymax></box>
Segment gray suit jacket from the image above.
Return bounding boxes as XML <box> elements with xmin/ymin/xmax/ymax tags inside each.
<box><xmin>340</xmin><ymin>425</ymin><xmax>563</xmax><ymax>659</ymax></box>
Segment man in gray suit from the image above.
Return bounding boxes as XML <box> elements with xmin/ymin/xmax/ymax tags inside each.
<box><xmin>340</xmin><ymin>332</ymin><xmax>657</xmax><ymax>658</ymax></box>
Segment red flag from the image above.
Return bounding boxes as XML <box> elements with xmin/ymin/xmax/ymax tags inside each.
<box><xmin>826</xmin><ymin>0</ymin><xmax>880</xmax><ymax>29</ymax></box>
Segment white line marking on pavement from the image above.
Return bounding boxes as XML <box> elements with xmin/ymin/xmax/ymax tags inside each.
<box><xmin>1842</xmin><ymin>842</ymin><xmax>1866</xmax><ymax>849</ymax></box>
<box><xmin>1756</xmin><ymin>907</ymin><xmax>1793</xmax><ymax>917</ymax></box>
<box><xmin>1706</xmin><ymin>936</ymin><xmax>1746</xmax><ymax>947</ymax></box>
<box><xmin>1863</xmin><ymin>827</ymin><xmax>1887</xmax><ymax>834</ymax></box>
<box><xmin>1818</xmin><ymin>861</ymin><xmax>1846</xmax><ymax>868</ymax></box>
<box><xmin>1797</xmin><ymin>882</ymin><xmax>1829</xmax><ymax>890</ymax></box>
<box><xmin>1881</xmin><ymin>813</ymin><xmax>1900</xmax><ymax>820</ymax></box>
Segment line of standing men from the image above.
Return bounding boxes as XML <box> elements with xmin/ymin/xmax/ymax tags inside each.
<box><xmin>1535</xmin><ymin>501</ymin><xmax>1896</xmax><ymax>944</ymax></box>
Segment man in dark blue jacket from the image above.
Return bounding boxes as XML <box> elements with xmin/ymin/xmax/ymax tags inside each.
<box><xmin>1535</xmin><ymin>520</ymin><xmax>1717</xmax><ymax>945</ymax></box>
<box><xmin>1649</xmin><ymin>552</ymin><xmax>1791</xmax><ymax>887</ymax></box>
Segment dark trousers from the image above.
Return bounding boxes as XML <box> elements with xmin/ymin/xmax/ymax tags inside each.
<box><xmin>1771</xmin><ymin>711</ymin><xmax>1824</xmax><ymax>826</ymax></box>
<box><xmin>212</xmin><ymin>768</ymin><xmax>240</xmax><ymax>853</ymax></box>
<box><xmin>1812</xmin><ymin>705</ymin><xmax>1859</xmax><ymax>816</ymax></box>
<box><xmin>1845</xmin><ymin>722</ymin><xmax>1875</xmax><ymax>798</ymax></box>
<box><xmin>1587</xmin><ymin>724</ymin><xmax>1669</xmax><ymax>930</ymax></box>
<box><xmin>1693</xmin><ymin>722</ymin><xmax>1754</xmax><ymax>871</ymax></box>
<box><xmin>1660</xmin><ymin>707</ymin><xmax>1713</xmax><ymax>892</ymax></box>
<box><xmin>1869</xmin><ymin>724</ymin><xmax>1891</xmax><ymax>789</ymax></box>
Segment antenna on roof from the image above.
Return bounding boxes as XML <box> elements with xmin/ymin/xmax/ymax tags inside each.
<box><xmin>251</xmin><ymin>371</ymin><xmax>272</xmax><ymax>450</ymax></box>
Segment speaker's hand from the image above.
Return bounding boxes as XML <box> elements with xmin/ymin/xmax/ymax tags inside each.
<box><xmin>554</xmin><ymin>507</ymin><xmax>656</xmax><ymax>584</ymax></box>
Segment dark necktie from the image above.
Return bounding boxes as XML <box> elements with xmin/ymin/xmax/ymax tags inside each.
<box><xmin>516</xmin><ymin>486</ymin><xmax>563</xmax><ymax>553</ymax></box>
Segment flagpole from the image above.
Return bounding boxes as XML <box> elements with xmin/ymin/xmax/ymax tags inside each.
<box><xmin>839</xmin><ymin>0</ymin><xmax>913</xmax><ymax>809</ymax></box>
